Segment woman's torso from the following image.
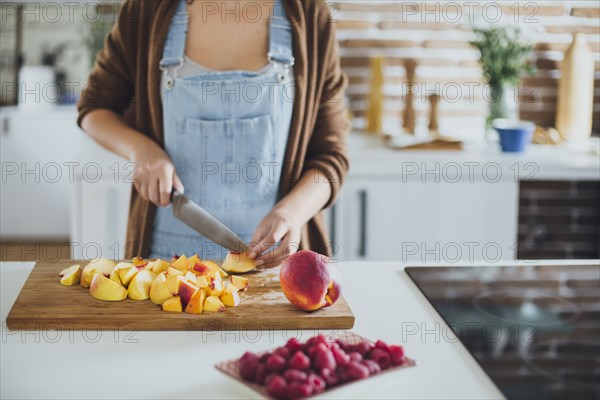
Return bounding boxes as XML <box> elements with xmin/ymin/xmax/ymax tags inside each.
<box><xmin>150</xmin><ymin>0</ymin><xmax>295</xmax><ymax>261</ymax></box>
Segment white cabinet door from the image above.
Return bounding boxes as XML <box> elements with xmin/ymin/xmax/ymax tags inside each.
<box><xmin>71</xmin><ymin>178</ymin><xmax>131</xmax><ymax>260</ymax></box>
<box><xmin>335</xmin><ymin>178</ymin><xmax>518</xmax><ymax>262</ymax></box>
<box><xmin>0</xmin><ymin>108</ymin><xmax>82</xmax><ymax>239</ymax></box>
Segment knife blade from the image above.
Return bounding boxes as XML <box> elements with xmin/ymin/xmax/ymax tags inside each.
<box><xmin>170</xmin><ymin>190</ymin><xmax>248</xmax><ymax>253</ymax></box>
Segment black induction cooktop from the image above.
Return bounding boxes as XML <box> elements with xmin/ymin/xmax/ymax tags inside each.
<box><xmin>406</xmin><ymin>264</ymin><xmax>600</xmax><ymax>400</ymax></box>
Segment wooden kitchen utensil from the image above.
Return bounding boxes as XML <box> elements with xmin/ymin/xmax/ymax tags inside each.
<box><xmin>6</xmin><ymin>261</ymin><xmax>355</xmax><ymax>331</ymax></box>
<box><xmin>555</xmin><ymin>33</ymin><xmax>595</xmax><ymax>141</ymax></box>
<box><xmin>428</xmin><ymin>93</ymin><xmax>441</xmax><ymax>137</ymax></box>
<box><xmin>366</xmin><ymin>56</ymin><xmax>385</xmax><ymax>135</ymax></box>
<box><xmin>402</xmin><ymin>59</ymin><xmax>417</xmax><ymax>135</ymax></box>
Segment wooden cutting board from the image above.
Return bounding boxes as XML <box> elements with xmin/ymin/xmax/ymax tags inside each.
<box><xmin>6</xmin><ymin>261</ymin><xmax>355</xmax><ymax>331</ymax></box>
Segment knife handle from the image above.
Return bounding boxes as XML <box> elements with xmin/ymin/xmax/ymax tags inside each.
<box><xmin>170</xmin><ymin>188</ymin><xmax>181</xmax><ymax>203</ymax></box>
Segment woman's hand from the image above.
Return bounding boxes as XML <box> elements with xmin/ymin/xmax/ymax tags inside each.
<box><xmin>131</xmin><ymin>141</ymin><xmax>184</xmax><ymax>207</ymax></box>
<box><xmin>247</xmin><ymin>208</ymin><xmax>301</xmax><ymax>268</ymax></box>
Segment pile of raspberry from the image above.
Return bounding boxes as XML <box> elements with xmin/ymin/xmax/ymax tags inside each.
<box><xmin>238</xmin><ymin>334</ymin><xmax>406</xmax><ymax>399</ymax></box>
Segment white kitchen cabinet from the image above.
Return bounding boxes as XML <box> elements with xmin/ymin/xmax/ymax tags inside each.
<box><xmin>71</xmin><ymin>177</ymin><xmax>131</xmax><ymax>260</ymax></box>
<box><xmin>0</xmin><ymin>106</ymin><xmax>83</xmax><ymax>239</ymax></box>
<box><xmin>333</xmin><ymin>178</ymin><xmax>519</xmax><ymax>262</ymax></box>
<box><xmin>70</xmin><ymin>139</ymin><xmax>132</xmax><ymax>260</ymax></box>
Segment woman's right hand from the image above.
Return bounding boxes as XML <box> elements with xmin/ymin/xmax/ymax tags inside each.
<box><xmin>131</xmin><ymin>141</ymin><xmax>184</xmax><ymax>207</ymax></box>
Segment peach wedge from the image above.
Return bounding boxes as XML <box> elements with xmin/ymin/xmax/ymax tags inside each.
<box><xmin>150</xmin><ymin>273</ymin><xmax>173</xmax><ymax>305</ymax></box>
<box><xmin>203</xmin><ymin>295</ymin><xmax>225</xmax><ymax>312</ymax></box>
<box><xmin>59</xmin><ymin>264</ymin><xmax>81</xmax><ymax>286</ymax></box>
<box><xmin>221</xmin><ymin>252</ymin><xmax>256</xmax><ymax>273</ymax></box>
<box><xmin>162</xmin><ymin>296</ymin><xmax>183</xmax><ymax>312</ymax></box>
<box><xmin>80</xmin><ymin>258</ymin><xmax>116</xmax><ymax>288</ymax></box>
<box><xmin>90</xmin><ymin>274</ymin><xmax>127</xmax><ymax>301</ymax></box>
<box><xmin>128</xmin><ymin>269</ymin><xmax>157</xmax><ymax>300</ymax></box>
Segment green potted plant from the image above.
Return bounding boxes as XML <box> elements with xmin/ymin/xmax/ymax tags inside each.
<box><xmin>469</xmin><ymin>26</ymin><xmax>535</xmax><ymax>131</ymax></box>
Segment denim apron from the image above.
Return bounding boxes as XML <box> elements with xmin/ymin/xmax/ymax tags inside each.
<box><xmin>150</xmin><ymin>0</ymin><xmax>294</xmax><ymax>260</ymax></box>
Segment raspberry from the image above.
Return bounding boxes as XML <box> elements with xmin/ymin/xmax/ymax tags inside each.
<box><xmin>355</xmin><ymin>341</ymin><xmax>374</xmax><ymax>356</ymax></box>
<box><xmin>313</xmin><ymin>347</ymin><xmax>337</xmax><ymax>371</ymax></box>
<box><xmin>284</xmin><ymin>369</ymin><xmax>308</xmax><ymax>383</ymax></box>
<box><xmin>320</xmin><ymin>367</ymin><xmax>339</xmax><ymax>387</ymax></box>
<box><xmin>239</xmin><ymin>352</ymin><xmax>260</xmax><ymax>382</ymax></box>
<box><xmin>254</xmin><ymin>363</ymin><xmax>268</xmax><ymax>385</ymax></box>
<box><xmin>308</xmin><ymin>342</ymin><xmax>328</xmax><ymax>358</ymax></box>
<box><xmin>374</xmin><ymin>340</ymin><xmax>390</xmax><ymax>352</ymax></box>
<box><xmin>308</xmin><ymin>373</ymin><xmax>326</xmax><ymax>393</ymax></box>
<box><xmin>335</xmin><ymin>339</ymin><xmax>348</xmax><ymax>352</ymax></box>
<box><xmin>361</xmin><ymin>359</ymin><xmax>381</xmax><ymax>375</ymax></box>
<box><xmin>345</xmin><ymin>361</ymin><xmax>370</xmax><ymax>380</ymax></box>
<box><xmin>368</xmin><ymin>348</ymin><xmax>391</xmax><ymax>369</ymax></box>
<box><xmin>349</xmin><ymin>352</ymin><xmax>363</xmax><ymax>362</ymax></box>
<box><xmin>306</xmin><ymin>334</ymin><xmax>328</xmax><ymax>348</ymax></box>
<box><xmin>267</xmin><ymin>354</ymin><xmax>287</xmax><ymax>372</ymax></box>
<box><xmin>336</xmin><ymin>365</ymin><xmax>349</xmax><ymax>383</ymax></box>
<box><xmin>389</xmin><ymin>345</ymin><xmax>405</xmax><ymax>366</ymax></box>
<box><xmin>265</xmin><ymin>373</ymin><xmax>279</xmax><ymax>386</ymax></box>
<box><xmin>285</xmin><ymin>337</ymin><xmax>304</xmax><ymax>353</ymax></box>
<box><xmin>284</xmin><ymin>382</ymin><xmax>313</xmax><ymax>399</ymax></box>
<box><xmin>288</xmin><ymin>351</ymin><xmax>311</xmax><ymax>371</ymax></box>
<box><xmin>275</xmin><ymin>346</ymin><xmax>291</xmax><ymax>359</ymax></box>
<box><xmin>266</xmin><ymin>375</ymin><xmax>288</xmax><ymax>399</ymax></box>
<box><xmin>259</xmin><ymin>352</ymin><xmax>272</xmax><ymax>363</ymax></box>
<box><xmin>332</xmin><ymin>346</ymin><xmax>350</xmax><ymax>365</ymax></box>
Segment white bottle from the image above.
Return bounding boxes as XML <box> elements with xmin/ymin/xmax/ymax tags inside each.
<box><xmin>556</xmin><ymin>33</ymin><xmax>595</xmax><ymax>143</ymax></box>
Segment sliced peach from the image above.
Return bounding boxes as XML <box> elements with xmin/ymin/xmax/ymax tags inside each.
<box><xmin>192</xmin><ymin>260</ymin><xmax>211</xmax><ymax>275</ymax></box>
<box><xmin>178</xmin><ymin>280</ymin><xmax>199</xmax><ymax>307</ymax></box>
<box><xmin>162</xmin><ymin>296</ymin><xmax>182</xmax><ymax>312</ymax></box>
<box><xmin>166</xmin><ymin>266</ymin><xmax>183</xmax><ymax>277</ymax></box>
<box><xmin>230</xmin><ymin>275</ymin><xmax>249</xmax><ymax>291</ymax></box>
<box><xmin>221</xmin><ymin>252</ymin><xmax>256</xmax><ymax>273</ymax></box>
<box><xmin>172</xmin><ymin>254</ymin><xmax>189</xmax><ymax>272</ymax></box>
<box><xmin>187</xmin><ymin>254</ymin><xmax>201</xmax><ymax>269</ymax></box>
<box><xmin>184</xmin><ymin>271</ymin><xmax>197</xmax><ymax>282</ymax></box>
<box><xmin>128</xmin><ymin>269</ymin><xmax>157</xmax><ymax>300</ymax></box>
<box><xmin>165</xmin><ymin>274</ymin><xmax>183</xmax><ymax>295</ymax></box>
<box><xmin>80</xmin><ymin>258</ymin><xmax>116</xmax><ymax>288</ymax></box>
<box><xmin>185</xmin><ymin>288</ymin><xmax>206</xmax><ymax>315</ymax></box>
<box><xmin>196</xmin><ymin>275</ymin><xmax>209</xmax><ymax>288</ymax></box>
<box><xmin>59</xmin><ymin>265</ymin><xmax>81</xmax><ymax>286</ymax></box>
<box><xmin>220</xmin><ymin>290</ymin><xmax>240</xmax><ymax>307</ymax></box>
<box><xmin>150</xmin><ymin>272</ymin><xmax>173</xmax><ymax>305</ymax></box>
<box><xmin>90</xmin><ymin>274</ymin><xmax>127</xmax><ymax>301</ymax></box>
<box><xmin>206</xmin><ymin>278</ymin><xmax>223</xmax><ymax>297</ymax></box>
<box><xmin>118</xmin><ymin>264</ymin><xmax>140</xmax><ymax>287</ymax></box>
<box><xmin>203</xmin><ymin>295</ymin><xmax>225</xmax><ymax>312</ymax></box>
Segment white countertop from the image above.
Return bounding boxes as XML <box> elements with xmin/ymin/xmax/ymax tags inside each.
<box><xmin>347</xmin><ymin>134</ymin><xmax>600</xmax><ymax>181</ymax></box>
<box><xmin>2</xmin><ymin>259</ymin><xmax>597</xmax><ymax>399</ymax></box>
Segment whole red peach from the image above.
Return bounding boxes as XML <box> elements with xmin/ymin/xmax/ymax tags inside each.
<box><xmin>280</xmin><ymin>250</ymin><xmax>342</xmax><ymax>311</ymax></box>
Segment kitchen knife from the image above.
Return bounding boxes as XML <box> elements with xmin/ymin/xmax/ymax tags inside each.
<box><xmin>170</xmin><ymin>190</ymin><xmax>248</xmax><ymax>253</ymax></box>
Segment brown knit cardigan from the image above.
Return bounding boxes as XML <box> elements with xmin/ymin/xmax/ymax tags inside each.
<box><xmin>77</xmin><ymin>0</ymin><xmax>350</xmax><ymax>258</ymax></box>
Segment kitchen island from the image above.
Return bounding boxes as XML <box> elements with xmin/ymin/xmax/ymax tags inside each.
<box><xmin>2</xmin><ymin>259</ymin><xmax>597</xmax><ymax>399</ymax></box>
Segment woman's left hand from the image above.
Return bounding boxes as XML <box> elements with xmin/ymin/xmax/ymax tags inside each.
<box><xmin>247</xmin><ymin>208</ymin><xmax>301</xmax><ymax>269</ymax></box>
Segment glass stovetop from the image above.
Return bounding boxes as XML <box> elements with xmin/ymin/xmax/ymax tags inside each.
<box><xmin>405</xmin><ymin>264</ymin><xmax>600</xmax><ymax>400</ymax></box>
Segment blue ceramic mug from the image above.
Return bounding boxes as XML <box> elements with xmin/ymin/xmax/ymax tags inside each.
<box><xmin>492</xmin><ymin>119</ymin><xmax>536</xmax><ymax>153</ymax></box>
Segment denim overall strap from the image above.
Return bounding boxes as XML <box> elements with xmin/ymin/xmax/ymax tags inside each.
<box><xmin>152</xmin><ymin>0</ymin><xmax>295</xmax><ymax>261</ymax></box>
<box><xmin>159</xmin><ymin>0</ymin><xmax>188</xmax><ymax>71</ymax></box>
<box><xmin>269</xmin><ymin>0</ymin><xmax>295</xmax><ymax>66</ymax></box>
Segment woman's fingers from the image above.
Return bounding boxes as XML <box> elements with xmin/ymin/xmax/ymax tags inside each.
<box><xmin>256</xmin><ymin>232</ymin><xmax>298</xmax><ymax>268</ymax></box>
<box><xmin>132</xmin><ymin>158</ymin><xmax>182</xmax><ymax>207</ymax></box>
<box><xmin>158</xmin><ymin>166</ymin><xmax>174</xmax><ymax>207</ymax></box>
<box><xmin>249</xmin><ymin>222</ymin><xmax>288</xmax><ymax>260</ymax></box>
<box><xmin>247</xmin><ymin>224</ymin><xmax>270</xmax><ymax>259</ymax></box>
<box><xmin>173</xmin><ymin>172</ymin><xmax>184</xmax><ymax>194</ymax></box>
<box><xmin>149</xmin><ymin>178</ymin><xmax>161</xmax><ymax>206</ymax></box>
